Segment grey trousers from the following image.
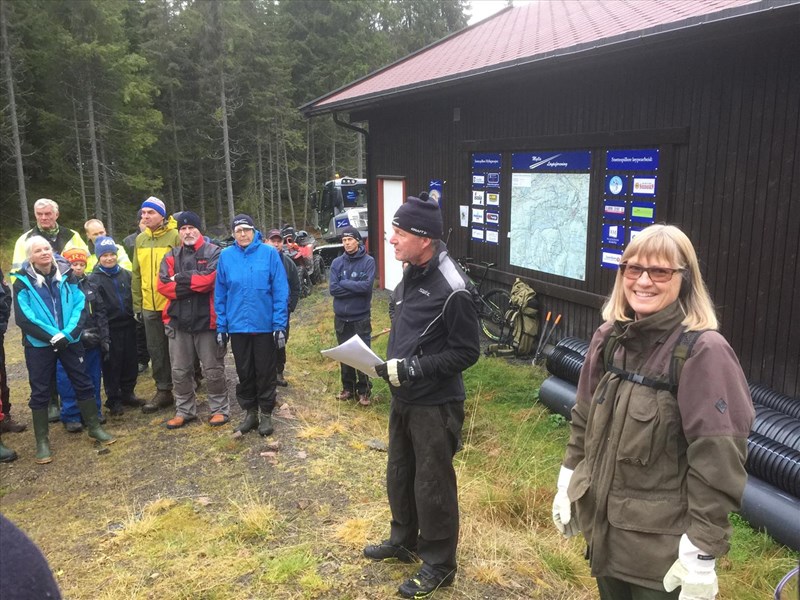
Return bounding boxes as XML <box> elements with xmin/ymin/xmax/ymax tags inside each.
<box><xmin>143</xmin><ymin>309</ymin><xmax>172</xmax><ymax>391</ymax></box>
<box><xmin>167</xmin><ymin>329</ymin><xmax>229</xmax><ymax>418</ymax></box>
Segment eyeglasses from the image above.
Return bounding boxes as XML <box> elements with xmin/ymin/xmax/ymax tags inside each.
<box><xmin>619</xmin><ymin>263</ymin><xmax>684</xmax><ymax>282</ymax></box>
<box><xmin>234</xmin><ymin>227</ymin><xmax>254</xmax><ymax>235</ymax></box>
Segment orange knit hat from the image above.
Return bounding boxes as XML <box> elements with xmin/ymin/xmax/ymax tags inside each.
<box><xmin>62</xmin><ymin>247</ymin><xmax>89</xmax><ymax>264</ymax></box>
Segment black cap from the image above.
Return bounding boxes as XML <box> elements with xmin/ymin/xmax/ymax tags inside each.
<box><xmin>392</xmin><ymin>196</ymin><xmax>443</xmax><ymax>239</ymax></box>
<box><xmin>232</xmin><ymin>214</ymin><xmax>255</xmax><ymax>230</ymax></box>
<box><xmin>340</xmin><ymin>226</ymin><xmax>361</xmax><ymax>242</ymax></box>
<box><xmin>177</xmin><ymin>211</ymin><xmax>202</xmax><ymax>231</ymax></box>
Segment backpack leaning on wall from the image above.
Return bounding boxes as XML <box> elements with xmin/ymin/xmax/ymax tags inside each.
<box><xmin>508</xmin><ymin>278</ymin><xmax>539</xmax><ymax>356</ymax></box>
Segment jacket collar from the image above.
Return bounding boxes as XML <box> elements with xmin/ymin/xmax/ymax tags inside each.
<box><xmin>145</xmin><ymin>215</ymin><xmax>178</xmax><ymax>239</ymax></box>
<box><xmin>614</xmin><ymin>300</ymin><xmax>685</xmax><ymax>355</ymax></box>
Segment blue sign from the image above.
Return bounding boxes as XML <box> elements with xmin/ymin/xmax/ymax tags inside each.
<box><xmin>606</xmin><ymin>149</ymin><xmax>659</xmax><ymax>171</ymax></box>
<box><xmin>603</xmin><ymin>199</ymin><xmax>627</xmax><ymax>220</ymax></box>
<box><xmin>429</xmin><ymin>180</ymin><xmax>443</xmax><ymax>205</ymax></box>
<box><xmin>512</xmin><ymin>151</ymin><xmax>591</xmax><ymax>172</ymax></box>
<box><xmin>602</xmin><ymin>223</ymin><xmax>625</xmax><ymax>246</ymax></box>
<box><xmin>605</xmin><ymin>175</ymin><xmax>627</xmax><ymax>196</ymax></box>
<box><xmin>334</xmin><ymin>216</ymin><xmax>351</xmax><ymax>228</ymax></box>
<box><xmin>601</xmin><ymin>248</ymin><xmax>624</xmax><ymax>269</ymax></box>
<box><xmin>472</xmin><ymin>153</ymin><xmax>501</xmax><ymax>170</ymax></box>
<box><xmin>630</xmin><ymin>201</ymin><xmax>657</xmax><ymax>224</ymax></box>
<box><xmin>486</xmin><ymin>172</ymin><xmax>501</xmax><ymax>188</ymax></box>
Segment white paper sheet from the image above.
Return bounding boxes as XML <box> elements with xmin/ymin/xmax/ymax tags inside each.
<box><xmin>321</xmin><ymin>334</ymin><xmax>384</xmax><ymax>378</ymax></box>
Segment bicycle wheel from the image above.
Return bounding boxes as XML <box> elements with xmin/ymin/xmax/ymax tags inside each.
<box><xmin>480</xmin><ymin>289</ymin><xmax>513</xmax><ymax>343</ymax></box>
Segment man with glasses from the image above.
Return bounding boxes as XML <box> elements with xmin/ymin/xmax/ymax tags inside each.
<box><xmin>215</xmin><ymin>215</ymin><xmax>289</xmax><ymax>437</ymax></box>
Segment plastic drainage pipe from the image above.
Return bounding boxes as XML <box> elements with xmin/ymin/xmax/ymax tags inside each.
<box><xmin>553</xmin><ymin>337</ymin><xmax>590</xmax><ymax>357</ymax></box>
<box><xmin>745</xmin><ymin>433</ymin><xmax>800</xmax><ymax>498</ymax></box>
<box><xmin>545</xmin><ymin>346</ymin><xmax>585</xmax><ymax>385</ymax></box>
<box><xmin>740</xmin><ymin>476</ymin><xmax>800</xmax><ymax>551</ymax></box>
<box><xmin>538</xmin><ymin>376</ymin><xmax>577</xmax><ymax>420</ymax></box>
<box><xmin>753</xmin><ymin>405</ymin><xmax>800</xmax><ymax>453</ymax></box>
<box><xmin>750</xmin><ymin>382</ymin><xmax>800</xmax><ymax>420</ymax></box>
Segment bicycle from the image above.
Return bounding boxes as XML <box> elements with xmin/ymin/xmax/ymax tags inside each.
<box><xmin>456</xmin><ymin>257</ymin><xmax>513</xmax><ymax>344</ymax></box>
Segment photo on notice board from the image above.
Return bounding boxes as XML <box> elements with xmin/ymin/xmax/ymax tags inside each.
<box><xmin>472</xmin><ymin>190</ymin><xmax>485</xmax><ymax>205</ymax></box>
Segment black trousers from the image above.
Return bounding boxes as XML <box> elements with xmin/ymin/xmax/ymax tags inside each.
<box><xmin>25</xmin><ymin>343</ymin><xmax>94</xmax><ymax>410</ymax></box>
<box><xmin>136</xmin><ymin>319</ymin><xmax>149</xmax><ymax>364</ymax></box>
<box><xmin>387</xmin><ymin>399</ymin><xmax>464</xmax><ymax>575</ymax></box>
<box><xmin>231</xmin><ymin>333</ymin><xmax>277</xmax><ymax>414</ymax></box>
<box><xmin>334</xmin><ymin>316</ymin><xmax>372</xmax><ymax>396</ymax></box>
<box><xmin>103</xmin><ymin>323</ymin><xmax>139</xmax><ymax>405</ymax></box>
<box><xmin>275</xmin><ymin>321</ymin><xmax>291</xmax><ymax>374</ymax></box>
<box><xmin>0</xmin><ymin>336</ymin><xmax>10</xmax><ymax>416</ymax></box>
<box><xmin>597</xmin><ymin>577</ymin><xmax>679</xmax><ymax>599</ymax></box>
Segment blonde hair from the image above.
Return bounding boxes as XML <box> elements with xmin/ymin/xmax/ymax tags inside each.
<box><xmin>84</xmin><ymin>218</ymin><xmax>104</xmax><ymax>231</ymax></box>
<box><xmin>24</xmin><ymin>236</ymin><xmax>58</xmax><ymax>287</ymax></box>
<box><xmin>601</xmin><ymin>224</ymin><xmax>718</xmax><ymax>331</ymax></box>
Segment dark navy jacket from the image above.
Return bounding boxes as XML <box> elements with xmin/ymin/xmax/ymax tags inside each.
<box><xmin>89</xmin><ymin>266</ymin><xmax>135</xmax><ymax>330</ymax></box>
<box><xmin>329</xmin><ymin>245</ymin><xmax>375</xmax><ymax>322</ymax></box>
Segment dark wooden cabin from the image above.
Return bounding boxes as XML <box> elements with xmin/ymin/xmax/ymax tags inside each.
<box><xmin>302</xmin><ymin>0</ymin><xmax>800</xmax><ymax>397</ymax></box>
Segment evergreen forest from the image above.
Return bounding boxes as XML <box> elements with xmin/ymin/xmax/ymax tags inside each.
<box><xmin>0</xmin><ymin>0</ymin><xmax>471</xmax><ymax>239</ymax></box>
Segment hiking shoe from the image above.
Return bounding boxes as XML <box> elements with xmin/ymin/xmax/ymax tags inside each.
<box><xmin>108</xmin><ymin>404</ymin><xmax>124</xmax><ymax>417</ymax></box>
<box><xmin>0</xmin><ymin>417</ymin><xmax>27</xmax><ymax>433</ymax></box>
<box><xmin>258</xmin><ymin>413</ymin><xmax>274</xmax><ymax>437</ymax></box>
<box><xmin>64</xmin><ymin>421</ymin><xmax>83</xmax><ymax>433</ymax></box>
<box><xmin>121</xmin><ymin>393</ymin><xmax>145</xmax><ymax>407</ymax></box>
<box><xmin>363</xmin><ymin>541</ymin><xmax>417</xmax><ymax>563</ymax></box>
<box><xmin>208</xmin><ymin>414</ymin><xmax>229</xmax><ymax>427</ymax></box>
<box><xmin>398</xmin><ymin>568</ymin><xmax>456</xmax><ymax>599</ymax></box>
<box><xmin>276</xmin><ymin>372</ymin><xmax>288</xmax><ymax>387</ymax></box>
<box><xmin>336</xmin><ymin>390</ymin><xmax>353</xmax><ymax>400</ymax></box>
<box><xmin>142</xmin><ymin>390</ymin><xmax>174</xmax><ymax>414</ymax></box>
<box><xmin>358</xmin><ymin>394</ymin><xmax>371</xmax><ymax>406</ymax></box>
<box><xmin>166</xmin><ymin>415</ymin><xmax>196</xmax><ymax>430</ymax></box>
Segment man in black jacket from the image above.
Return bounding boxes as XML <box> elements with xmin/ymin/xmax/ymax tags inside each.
<box><xmin>266</xmin><ymin>229</ymin><xmax>300</xmax><ymax>387</ymax></box>
<box><xmin>369</xmin><ymin>196</ymin><xmax>480</xmax><ymax>598</ymax></box>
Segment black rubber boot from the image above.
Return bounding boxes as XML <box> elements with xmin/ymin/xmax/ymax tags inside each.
<box><xmin>78</xmin><ymin>398</ymin><xmax>115</xmax><ymax>445</ymax></box>
<box><xmin>258</xmin><ymin>412</ymin><xmax>274</xmax><ymax>437</ymax></box>
<box><xmin>31</xmin><ymin>409</ymin><xmax>52</xmax><ymax>464</ymax></box>
<box><xmin>47</xmin><ymin>395</ymin><xmax>60</xmax><ymax>423</ymax></box>
<box><xmin>235</xmin><ymin>408</ymin><xmax>259</xmax><ymax>434</ymax></box>
<box><xmin>0</xmin><ymin>434</ymin><xmax>17</xmax><ymax>463</ymax></box>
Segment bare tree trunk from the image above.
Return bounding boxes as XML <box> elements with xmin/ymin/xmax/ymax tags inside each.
<box><xmin>1</xmin><ymin>0</ymin><xmax>28</xmax><ymax>229</ymax></box>
<box><xmin>282</xmin><ymin>132</ymin><xmax>296</xmax><ymax>227</ymax></box>
<box><xmin>274</xmin><ymin>124</ymin><xmax>282</xmax><ymax>226</ymax></box>
<box><xmin>86</xmin><ymin>86</ymin><xmax>103</xmax><ymax>219</ymax></box>
<box><xmin>198</xmin><ymin>158</ymin><xmax>206</xmax><ymax>230</ymax></box>
<box><xmin>257</xmin><ymin>132</ymin><xmax>265</xmax><ymax>231</ymax></box>
<box><xmin>72</xmin><ymin>99</ymin><xmax>88</xmax><ymax>220</ymax></box>
<box><xmin>215</xmin><ymin>160</ymin><xmax>223</xmax><ymax>227</ymax></box>
<box><xmin>100</xmin><ymin>138</ymin><xmax>113</xmax><ymax>236</ymax></box>
<box><xmin>220</xmin><ymin>70</ymin><xmax>235</xmax><ymax>223</ymax></box>
<box><xmin>303</xmin><ymin>119</ymin><xmax>310</xmax><ymax>227</ymax></box>
<box><xmin>268</xmin><ymin>133</ymin><xmax>274</xmax><ymax>226</ymax></box>
<box><xmin>170</xmin><ymin>88</ymin><xmax>184</xmax><ymax>211</ymax></box>
<box><xmin>166</xmin><ymin>160</ymin><xmax>174</xmax><ymax>208</ymax></box>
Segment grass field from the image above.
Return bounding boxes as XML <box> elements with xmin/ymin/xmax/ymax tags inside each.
<box><xmin>0</xmin><ymin>282</ymin><xmax>797</xmax><ymax>599</ymax></box>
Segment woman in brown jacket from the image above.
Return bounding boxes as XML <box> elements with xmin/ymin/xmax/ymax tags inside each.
<box><xmin>553</xmin><ymin>225</ymin><xmax>754</xmax><ymax>600</ymax></box>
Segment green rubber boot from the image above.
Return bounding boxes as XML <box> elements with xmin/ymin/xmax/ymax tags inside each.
<box><xmin>258</xmin><ymin>412</ymin><xmax>274</xmax><ymax>437</ymax></box>
<box><xmin>31</xmin><ymin>409</ymin><xmax>53</xmax><ymax>464</ymax></box>
<box><xmin>0</xmin><ymin>433</ymin><xmax>18</xmax><ymax>463</ymax></box>
<box><xmin>235</xmin><ymin>408</ymin><xmax>259</xmax><ymax>434</ymax></box>
<box><xmin>78</xmin><ymin>398</ymin><xmax>115</xmax><ymax>445</ymax></box>
<box><xmin>48</xmin><ymin>392</ymin><xmax>60</xmax><ymax>423</ymax></box>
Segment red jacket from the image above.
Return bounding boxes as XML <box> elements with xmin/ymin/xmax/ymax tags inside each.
<box><xmin>157</xmin><ymin>238</ymin><xmax>220</xmax><ymax>332</ymax></box>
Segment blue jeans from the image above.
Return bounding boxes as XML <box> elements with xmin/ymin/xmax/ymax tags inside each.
<box><xmin>58</xmin><ymin>346</ymin><xmax>102</xmax><ymax>421</ymax></box>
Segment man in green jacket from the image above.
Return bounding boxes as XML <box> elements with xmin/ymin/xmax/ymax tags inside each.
<box><xmin>131</xmin><ymin>197</ymin><xmax>180</xmax><ymax>413</ymax></box>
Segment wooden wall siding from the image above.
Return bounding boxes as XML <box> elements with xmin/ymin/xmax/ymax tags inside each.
<box><xmin>363</xmin><ymin>23</ymin><xmax>799</xmax><ymax>396</ymax></box>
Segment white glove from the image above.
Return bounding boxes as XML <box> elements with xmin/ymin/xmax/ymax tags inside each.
<box><xmin>552</xmin><ymin>466</ymin><xmax>579</xmax><ymax>538</ymax></box>
<box><xmin>663</xmin><ymin>534</ymin><xmax>718</xmax><ymax>600</ymax></box>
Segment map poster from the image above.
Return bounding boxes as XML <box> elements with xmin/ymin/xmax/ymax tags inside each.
<box><xmin>472</xmin><ymin>208</ymin><xmax>485</xmax><ymax>224</ymax></box>
<box><xmin>512</xmin><ymin>151</ymin><xmax>591</xmax><ymax>172</ymax></box>
<box><xmin>486</xmin><ymin>192</ymin><xmax>500</xmax><ymax>206</ymax></box>
<box><xmin>630</xmin><ymin>201</ymin><xmax>656</xmax><ymax>224</ymax></box>
<box><xmin>601</xmin><ymin>248</ymin><xmax>624</xmax><ymax>269</ymax></box>
<box><xmin>472</xmin><ymin>190</ymin><xmax>485</xmax><ymax>205</ymax></box>
<box><xmin>509</xmin><ymin>171</ymin><xmax>591</xmax><ymax>281</ymax></box>
<box><xmin>471</xmin><ymin>227</ymin><xmax>485</xmax><ymax>242</ymax></box>
<box><xmin>602</xmin><ymin>223</ymin><xmax>625</xmax><ymax>246</ymax></box>
<box><xmin>485</xmin><ymin>229</ymin><xmax>499</xmax><ymax>245</ymax></box>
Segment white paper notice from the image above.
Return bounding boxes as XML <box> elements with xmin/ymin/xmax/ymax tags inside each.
<box><xmin>321</xmin><ymin>334</ymin><xmax>384</xmax><ymax>378</ymax></box>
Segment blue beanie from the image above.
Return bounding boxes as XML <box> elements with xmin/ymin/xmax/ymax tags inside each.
<box><xmin>94</xmin><ymin>236</ymin><xmax>118</xmax><ymax>257</ymax></box>
<box><xmin>141</xmin><ymin>196</ymin><xmax>167</xmax><ymax>218</ymax></box>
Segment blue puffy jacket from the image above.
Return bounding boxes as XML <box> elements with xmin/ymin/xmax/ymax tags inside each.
<box><xmin>214</xmin><ymin>232</ymin><xmax>289</xmax><ymax>334</ymax></box>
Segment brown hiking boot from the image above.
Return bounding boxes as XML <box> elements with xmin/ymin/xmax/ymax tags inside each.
<box><xmin>142</xmin><ymin>390</ymin><xmax>174</xmax><ymax>414</ymax></box>
<box><xmin>336</xmin><ymin>390</ymin><xmax>353</xmax><ymax>400</ymax></box>
<box><xmin>0</xmin><ymin>416</ymin><xmax>27</xmax><ymax>433</ymax></box>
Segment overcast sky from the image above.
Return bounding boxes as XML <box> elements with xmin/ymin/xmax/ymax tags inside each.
<box><xmin>468</xmin><ymin>0</ymin><xmax>520</xmax><ymax>25</ymax></box>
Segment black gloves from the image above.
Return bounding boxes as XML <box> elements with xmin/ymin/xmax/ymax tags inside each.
<box><xmin>49</xmin><ymin>333</ymin><xmax>69</xmax><ymax>351</ymax></box>
<box><xmin>274</xmin><ymin>330</ymin><xmax>286</xmax><ymax>349</ymax></box>
<box><xmin>376</xmin><ymin>356</ymin><xmax>423</xmax><ymax>387</ymax></box>
<box><xmin>216</xmin><ymin>332</ymin><xmax>229</xmax><ymax>347</ymax></box>
<box><xmin>81</xmin><ymin>328</ymin><xmax>101</xmax><ymax>348</ymax></box>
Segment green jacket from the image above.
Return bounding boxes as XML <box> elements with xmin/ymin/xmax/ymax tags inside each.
<box><xmin>563</xmin><ymin>302</ymin><xmax>754</xmax><ymax>590</ymax></box>
<box><xmin>131</xmin><ymin>217</ymin><xmax>179</xmax><ymax>312</ymax></box>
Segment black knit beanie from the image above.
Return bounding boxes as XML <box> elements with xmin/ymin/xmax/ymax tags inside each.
<box><xmin>392</xmin><ymin>196</ymin><xmax>442</xmax><ymax>239</ymax></box>
<box><xmin>176</xmin><ymin>211</ymin><xmax>202</xmax><ymax>231</ymax></box>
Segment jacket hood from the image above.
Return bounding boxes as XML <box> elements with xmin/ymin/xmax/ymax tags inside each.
<box><xmin>235</xmin><ymin>230</ymin><xmax>263</xmax><ymax>254</ymax></box>
<box><xmin>344</xmin><ymin>245</ymin><xmax>367</xmax><ymax>260</ymax></box>
<box><xmin>17</xmin><ymin>256</ymin><xmax>71</xmax><ymax>284</ymax></box>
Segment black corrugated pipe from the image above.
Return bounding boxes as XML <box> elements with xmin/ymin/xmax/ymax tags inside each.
<box><xmin>740</xmin><ymin>476</ymin><xmax>800</xmax><ymax>551</ymax></box>
<box><xmin>745</xmin><ymin>433</ymin><xmax>800</xmax><ymax>497</ymax></box>
<box><xmin>545</xmin><ymin>345</ymin><xmax>585</xmax><ymax>385</ymax></box>
<box><xmin>753</xmin><ymin>405</ymin><xmax>800</xmax><ymax>453</ymax></box>
<box><xmin>750</xmin><ymin>382</ymin><xmax>800</xmax><ymax>420</ymax></box>
<box><xmin>539</xmin><ymin>376</ymin><xmax>577</xmax><ymax>420</ymax></box>
<box><xmin>554</xmin><ymin>337</ymin><xmax>590</xmax><ymax>357</ymax></box>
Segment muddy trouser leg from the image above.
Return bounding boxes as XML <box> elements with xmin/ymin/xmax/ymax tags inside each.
<box><xmin>143</xmin><ymin>309</ymin><xmax>172</xmax><ymax>391</ymax></box>
<box><xmin>387</xmin><ymin>400</ymin><xmax>463</xmax><ymax>576</ymax></box>
<box><xmin>167</xmin><ymin>329</ymin><xmax>197</xmax><ymax>419</ymax></box>
<box><xmin>334</xmin><ymin>318</ymin><xmax>357</xmax><ymax>395</ymax></box>
<box><xmin>194</xmin><ymin>330</ymin><xmax>229</xmax><ymax>417</ymax></box>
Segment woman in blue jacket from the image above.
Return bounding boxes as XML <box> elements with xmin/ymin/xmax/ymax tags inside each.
<box><xmin>13</xmin><ymin>236</ymin><xmax>114</xmax><ymax>463</ymax></box>
<box><xmin>214</xmin><ymin>215</ymin><xmax>289</xmax><ymax>438</ymax></box>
